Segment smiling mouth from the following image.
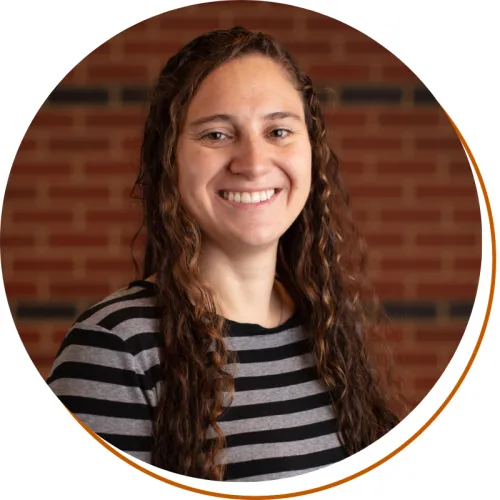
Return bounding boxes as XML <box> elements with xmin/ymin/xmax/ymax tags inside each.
<box><xmin>217</xmin><ymin>189</ymin><xmax>281</xmax><ymax>205</ymax></box>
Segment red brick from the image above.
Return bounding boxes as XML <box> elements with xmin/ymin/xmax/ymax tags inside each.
<box><xmin>377</xmin><ymin>161</ymin><xmax>436</xmax><ymax>175</ymax></box>
<box><xmin>0</xmin><ymin>235</ymin><xmax>35</xmax><ymax>247</ymax></box>
<box><xmin>453</xmin><ymin>258</ymin><xmax>482</xmax><ymax>271</ymax></box>
<box><xmin>49</xmin><ymin>138</ymin><xmax>108</xmax><ymax>151</ymax></box>
<box><xmin>378</xmin><ymin>111</ymin><xmax>440</xmax><ymax>127</ymax></box>
<box><xmin>60</xmin><ymin>69</ymin><xmax>77</xmax><ymax>85</ymax></box>
<box><xmin>121</xmin><ymin>231</ymin><xmax>147</xmax><ymax>248</ymax></box>
<box><xmin>416</xmin><ymin>326</ymin><xmax>465</xmax><ymax>342</ymax></box>
<box><xmin>13</xmin><ymin>259</ymin><xmax>73</xmax><ymax>272</ymax></box>
<box><xmin>324</xmin><ymin>110</ymin><xmax>367</xmax><ymax>127</ymax></box>
<box><xmin>342</xmin><ymin>137</ymin><xmax>402</xmax><ymax>151</ymax></box>
<box><xmin>344</xmin><ymin>40</ymin><xmax>385</xmax><ymax>55</ymax></box>
<box><xmin>380</xmin><ymin>258</ymin><xmax>441</xmax><ymax>271</ymax></box>
<box><xmin>339</xmin><ymin>161</ymin><xmax>364</xmax><ymax>174</ymax></box>
<box><xmin>18</xmin><ymin>138</ymin><xmax>37</xmax><ymax>151</ymax></box>
<box><xmin>4</xmin><ymin>282</ymin><xmax>37</xmax><ymax>298</ymax></box>
<box><xmin>416</xmin><ymin>234</ymin><xmax>476</xmax><ymax>247</ymax></box>
<box><xmin>351</xmin><ymin>209</ymin><xmax>368</xmax><ymax>223</ymax></box>
<box><xmin>85</xmin><ymin>258</ymin><xmax>134</xmax><ymax>272</ymax></box>
<box><xmin>84</xmin><ymin>111</ymin><xmax>145</xmax><ymax>128</ymax></box>
<box><xmin>52</xmin><ymin>329</ymin><xmax>69</xmax><ymax>344</ymax></box>
<box><xmin>12</xmin><ymin>162</ymin><xmax>72</xmax><ymax>176</ymax></box>
<box><xmin>374</xmin><ymin>282</ymin><xmax>406</xmax><ymax>299</ymax></box>
<box><xmin>31</xmin><ymin>111</ymin><xmax>74</xmax><ymax>128</ymax></box>
<box><xmin>364</xmin><ymin>233</ymin><xmax>403</xmax><ymax>247</ymax></box>
<box><xmin>3</xmin><ymin>187</ymin><xmax>36</xmax><ymax>200</ymax></box>
<box><xmin>50</xmin><ymin>282</ymin><xmax>111</xmax><ymax>297</ymax></box>
<box><xmin>453</xmin><ymin>210</ymin><xmax>481</xmax><ymax>223</ymax></box>
<box><xmin>48</xmin><ymin>186</ymin><xmax>109</xmax><ymax>200</ymax></box>
<box><xmin>159</xmin><ymin>17</ymin><xmax>220</xmax><ymax>31</ymax></box>
<box><xmin>88</xmin><ymin>43</ymin><xmax>112</xmax><ymax>56</ymax></box>
<box><xmin>84</xmin><ymin>161</ymin><xmax>137</xmax><ymax>176</ymax></box>
<box><xmin>415</xmin><ymin>137</ymin><xmax>461</xmax><ymax>150</ymax></box>
<box><xmin>32</xmin><ymin>358</ymin><xmax>56</xmax><ymax>375</ymax></box>
<box><xmin>18</xmin><ymin>329</ymin><xmax>40</xmax><ymax>344</ymax></box>
<box><xmin>415</xmin><ymin>283</ymin><xmax>478</xmax><ymax>299</ymax></box>
<box><xmin>122</xmin><ymin>41</ymin><xmax>181</xmax><ymax>55</ymax></box>
<box><xmin>282</xmin><ymin>42</ymin><xmax>331</xmax><ymax>55</ymax></box>
<box><xmin>449</xmin><ymin>161</ymin><xmax>472</xmax><ymax>175</ymax></box>
<box><xmin>306</xmin><ymin>18</ymin><xmax>351</xmax><ymax>31</ymax></box>
<box><xmin>381</xmin><ymin>324</ymin><xmax>405</xmax><ymax>343</ymax></box>
<box><xmin>122</xmin><ymin>137</ymin><xmax>142</xmax><ymax>152</ymax></box>
<box><xmin>88</xmin><ymin>65</ymin><xmax>148</xmax><ymax>82</ymax></box>
<box><xmin>348</xmin><ymin>185</ymin><xmax>402</xmax><ymax>198</ymax></box>
<box><xmin>414</xmin><ymin>376</ymin><xmax>439</xmax><ymax>391</ymax></box>
<box><xmin>123</xmin><ymin>20</ymin><xmax>149</xmax><ymax>34</ymax></box>
<box><xmin>395</xmin><ymin>353</ymin><xmax>438</xmax><ymax>365</ymax></box>
<box><xmin>309</xmin><ymin>64</ymin><xmax>370</xmax><ymax>81</ymax></box>
<box><xmin>49</xmin><ymin>234</ymin><xmax>109</xmax><ymax>247</ymax></box>
<box><xmin>416</xmin><ymin>185</ymin><xmax>477</xmax><ymax>198</ymax></box>
<box><xmin>232</xmin><ymin>17</ymin><xmax>294</xmax><ymax>30</ymax></box>
<box><xmin>13</xmin><ymin>211</ymin><xmax>73</xmax><ymax>223</ymax></box>
<box><xmin>380</xmin><ymin>210</ymin><xmax>441</xmax><ymax>223</ymax></box>
<box><xmin>124</xmin><ymin>185</ymin><xmax>141</xmax><ymax>199</ymax></box>
<box><xmin>382</xmin><ymin>65</ymin><xmax>420</xmax><ymax>82</ymax></box>
<box><xmin>85</xmin><ymin>210</ymin><xmax>140</xmax><ymax>224</ymax></box>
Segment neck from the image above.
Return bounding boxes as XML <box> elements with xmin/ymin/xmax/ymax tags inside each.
<box><xmin>198</xmin><ymin>239</ymin><xmax>285</xmax><ymax>328</ymax></box>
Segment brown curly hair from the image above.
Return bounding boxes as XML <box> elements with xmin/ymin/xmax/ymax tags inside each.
<box><xmin>132</xmin><ymin>26</ymin><xmax>407</xmax><ymax>480</ymax></box>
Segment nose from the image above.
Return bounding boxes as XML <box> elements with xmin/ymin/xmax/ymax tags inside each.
<box><xmin>229</xmin><ymin>134</ymin><xmax>273</xmax><ymax>179</ymax></box>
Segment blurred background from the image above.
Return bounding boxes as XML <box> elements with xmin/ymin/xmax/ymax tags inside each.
<box><xmin>0</xmin><ymin>1</ymin><xmax>481</xmax><ymax>409</ymax></box>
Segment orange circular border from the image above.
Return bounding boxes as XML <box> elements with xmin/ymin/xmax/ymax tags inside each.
<box><xmin>63</xmin><ymin>114</ymin><xmax>494</xmax><ymax>498</ymax></box>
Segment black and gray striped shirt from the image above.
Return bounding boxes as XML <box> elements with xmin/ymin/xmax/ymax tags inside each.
<box><xmin>47</xmin><ymin>280</ymin><xmax>348</xmax><ymax>481</ymax></box>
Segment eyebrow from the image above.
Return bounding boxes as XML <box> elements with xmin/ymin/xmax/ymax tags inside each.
<box><xmin>187</xmin><ymin>111</ymin><xmax>303</xmax><ymax>128</ymax></box>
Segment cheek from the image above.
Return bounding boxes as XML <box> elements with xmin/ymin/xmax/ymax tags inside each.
<box><xmin>177</xmin><ymin>147</ymin><xmax>220</xmax><ymax>217</ymax></box>
<box><xmin>177</xmin><ymin>145</ymin><xmax>206</xmax><ymax>194</ymax></box>
<box><xmin>287</xmin><ymin>145</ymin><xmax>312</xmax><ymax>188</ymax></box>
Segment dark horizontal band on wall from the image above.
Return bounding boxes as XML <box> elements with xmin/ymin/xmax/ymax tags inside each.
<box><xmin>44</xmin><ymin>84</ymin><xmax>438</xmax><ymax>107</ymax></box>
<box><xmin>383</xmin><ymin>301</ymin><xmax>436</xmax><ymax>319</ymax></box>
<box><xmin>448</xmin><ymin>301</ymin><xmax>473</xmax><ymax>318</ymax></box>
<box><xmin>16</xmin><ymin>303</ymin><xmax>77</xmax><ymax>320</ymax></box>
<box><xmin>14</xmin><ymin>300</ymin><xmax>473</xmax><ymax>321</ymax></box>
<box><xmin>413</xmin><ymin>87</ymin><xmax>438</xmax><ymax>104</ymax></box>
<box><xmin>340</xmin><ymin>86</ymin><xmax>403</xmax><ymax>104</ymax></box>
<box><xmin>46</xmin><ymin>87</ymin><xmax>109</xmax><ymax>104</ymax></box>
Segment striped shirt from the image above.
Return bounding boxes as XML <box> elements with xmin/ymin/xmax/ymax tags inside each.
<box><xmin>47</xmin><ymin>280</ymin><xmax>348</xmax><ymax>481</ymax></box>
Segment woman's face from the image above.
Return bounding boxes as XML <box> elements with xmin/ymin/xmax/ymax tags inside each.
<box><xmin>176</xmin><ymin>54</ymin><xmax>312</xmax><ymax>253</ymax></box>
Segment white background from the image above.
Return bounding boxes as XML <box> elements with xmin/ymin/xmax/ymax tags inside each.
<box><xmin>0</xmin><ymin>0</ymin><xmax>498</xmax><ymax>498</ymax></box>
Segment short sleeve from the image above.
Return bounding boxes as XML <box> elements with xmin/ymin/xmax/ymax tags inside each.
<box><xmin>46</xmin><ymin>323</ymin><xmax>155</xmax><ymax>464</ymax></box>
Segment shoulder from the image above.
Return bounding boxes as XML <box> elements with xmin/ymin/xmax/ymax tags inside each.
<box><xmin>46</xmin><ymin>281</ymin><xmax>162</xmax><ymax>452</ymax></box>
<box><xmin>48</xmin><ymin>280</ymin><xmax>162</xmax><ymax>383</ymax></box>
<box><xmin>73</xmin><ymin>280</ymin><xmax>159</xmax><ymax>336</ymax></box>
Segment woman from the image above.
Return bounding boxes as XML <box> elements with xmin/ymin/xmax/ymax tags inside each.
<box><xmin>47</xmin><ymin>27</ymin><xmax>404</xmax><ymax>482</ymax></box>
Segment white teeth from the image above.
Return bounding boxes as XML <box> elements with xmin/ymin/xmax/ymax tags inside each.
<box><xmin>221</xmin><ymin>189</ymin><xmax>277</xmax><ymax>204</ymax></box>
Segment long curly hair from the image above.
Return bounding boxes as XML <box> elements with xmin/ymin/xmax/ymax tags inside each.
<box><xmin>132</xmin><ymin>26</ymin><xmax>407</xmax><ymax>480</ymax></box>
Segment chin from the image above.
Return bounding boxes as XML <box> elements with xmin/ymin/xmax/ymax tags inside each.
<box><xmin>231</xmin><ymin>230</ymin><xmax>282</xmax><ymax>251</ymax></box>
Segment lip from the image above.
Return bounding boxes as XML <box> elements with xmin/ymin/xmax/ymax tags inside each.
<box><xmin>216</xmin><ymin>188</ymin><xmax>282</xmax><ymax>209</ymax></box>
<box><xmin>218</xmin><ymin>187</ymin><xmax>279</xmax><ymax>193</ymax></box>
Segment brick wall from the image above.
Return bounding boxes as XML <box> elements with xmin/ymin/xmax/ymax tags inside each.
<box><xmin>1</xmin><ymin>1</ymin><xmax>481</xmax><ymax>408</ymax></box>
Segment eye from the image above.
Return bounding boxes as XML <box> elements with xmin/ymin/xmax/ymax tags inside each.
<box><xmin>202</xmin><ymin>131</ymin><xmax>228</xmax><ymax>141</ymax></box>
<box><xmin>269</xmin><ymin>128</ymin><xmax>291</xmax><ymax>139</ymax></box>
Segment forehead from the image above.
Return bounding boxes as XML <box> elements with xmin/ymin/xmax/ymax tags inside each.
<box><xmin>185</xmin><ymin>54</ymin><xmax>304</xmax><ymax>120</ymax></box>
